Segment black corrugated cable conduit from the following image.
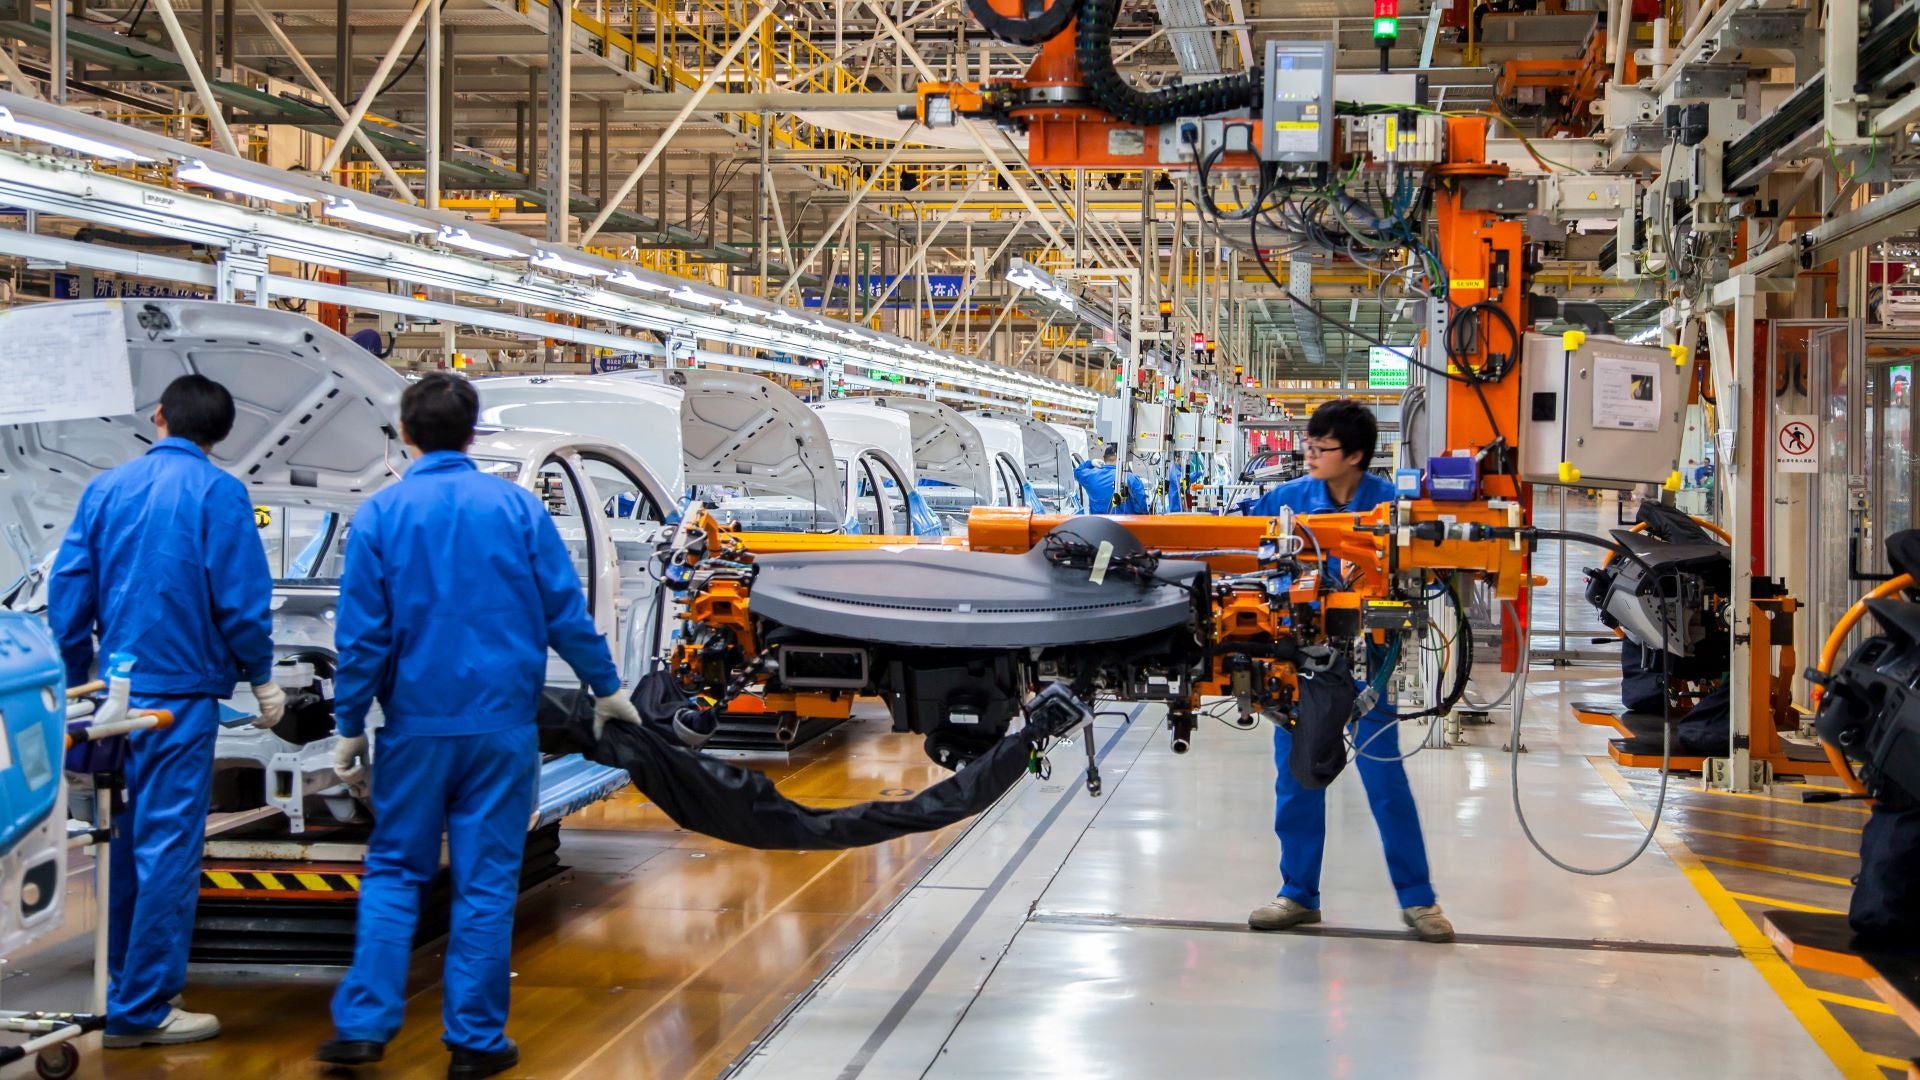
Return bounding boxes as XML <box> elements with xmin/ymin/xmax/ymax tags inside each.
<box><xmin>1074</xmin><ymin>0</ymin><xmax>1261</xmax><ymax>127</ymax></box>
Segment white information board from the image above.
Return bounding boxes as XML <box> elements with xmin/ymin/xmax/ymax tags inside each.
<box><xmin>0</xmin><ymin>302</ymin><xmax>134</xmax><ymax>424</ymax></box>
<box><xmin>1590</xmin><ymin>352</ymin><xmax>1661</xmax><ymax>431</ymax></box>
<box><xmin>1776</xmin><ymin>413</ymin><xmax>1818</xmax><ymax>473</ymax></box>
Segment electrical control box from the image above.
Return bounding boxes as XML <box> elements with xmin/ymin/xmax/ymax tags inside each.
<box><xmin>1261</xmin><ymin>40</ymin><xmax>1335</xmax><ymax>164</ymax></box>
<box><xmin>1200</xmin><ymin>414</ymin><xmax>1220</xmax><ymax>454</ymax></box>
<box><xmin>1519</xmin><ymin>332</ymin><xmax>1687</xmax><ymax>491</ymax></box>
<box><xmin>1171</xmin><ymin>410</ymin><xmax>1200</xmax><ymax>452</ymax></box>
<box><xmin>1093</xmin><ymin>396</ymin><xmax>1126</xmax><ymax>443</ymax></box>
<box><xmin>1132</xmin><ymin>403</ymin><xmax>1170</xmax><ymax>454</ymax></box>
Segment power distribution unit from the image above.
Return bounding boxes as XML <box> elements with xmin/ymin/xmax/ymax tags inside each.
<box><xmin>1261</xmin><ymin>40</ymin><xmax>1335</xmax><ymax>163</ymax></box>
<box><xmin>1132</xmin><ymin>403</ymin><xmax>1170</xmax><ymax>454</ymax></box>
<box><xmin>1171</xmin><ymin>410</ymin><xmax>1200</xmax><ymax>451</ymax></box>
<box><xmin>1518</xmin><ymin>332</ymin><xmax>1687</xmax><ymax>490</ymax></box>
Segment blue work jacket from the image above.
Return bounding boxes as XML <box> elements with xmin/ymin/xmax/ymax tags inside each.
<box><xmin>332</xmin><ymin>451</ymin><xmax>620</xmax><ymax>738</ymax></box>
<box><xmin>49</xmin><ymin>437</ymin><xmax>274</xmax><ymax>696</ymax></box>
<box><xmin>1074</xmin><ymin>460</ymin><xmax>1150</xmax><ymax>515</ymax></box>
<box><xmin>1245</xmin><ymin>472</ymin><xmax>1397</xmax><ymax>517</ymax></box>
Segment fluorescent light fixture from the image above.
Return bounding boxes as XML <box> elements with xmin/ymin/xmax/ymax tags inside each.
<box><xmin>324</xmin><ymin>197</ymin><xmax>432</xmax><ymax>235</ymax></box>
<box><xmin>670</xmin><ymin>287</ymin><xmax>722</xmax><ymax>306</ymax></box>
<box><xmin>439</xmin><ymin>226</ymin><xmax>522</xmax><ymax>258</ymax></box>
<box><xmin>531</xmin><ymin>249</ymin><xmax>612</xmax><ymax>277</ymax></box>
<box><xmin>178</xmin><ymin>159</ymin><xmax>316</xmax><ymax>203</ymax></box>
<box><xmin>0</xmin><ymin>108</ymin><xmax>153</xmax><ymax>161</ymax></box>
<box><xmin>1006</xmin><ymin>264</ymin><xmax>1048</xmax><ymax>291</ymax></box>
<box><xmin>608</xmin><ymin>270</ymin><xmax>671</xmax><ymax>293</ymax></box>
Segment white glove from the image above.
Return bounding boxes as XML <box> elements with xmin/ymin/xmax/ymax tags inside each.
<box><xmin>251</xmin><ymin>682</ymin><xmax>287</xmax><ymax>730</ymax></box>
<box><xmin>332</xmin><ymin>734</ymin><xmax>371</xmax><ymax>798</ymax></box>
<box><xmin>593</xmin><ymin>693</ymin><xmax>642</xmax><ymax>740</ymax></box>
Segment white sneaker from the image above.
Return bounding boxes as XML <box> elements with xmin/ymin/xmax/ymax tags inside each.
<box><xmin>103</xmin><ymin>1007</ymin><xmax>222</xmax><ymax>1048</ymax></box>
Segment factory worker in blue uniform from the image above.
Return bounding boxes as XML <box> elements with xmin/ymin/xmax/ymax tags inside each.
<box><xmin>1074</xmin><ymin>442</ymin><xmax>1151</xmax><ymax>514</ymax></box>
<box><xmin>49</xmin><ymin>374</ymin><xmax>285</xmax><ymax>1047</ymax></box>
<box><xmin>318</xmin><ymin>374</ymin><xmax>641</xmax><ymax>1079</ymax></box>
<box><xmin>1241</xmin><ymin>399</ymin><xmax>1454</xmax><ymax>944</ymax></box>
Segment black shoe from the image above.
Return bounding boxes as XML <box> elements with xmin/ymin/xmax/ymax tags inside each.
<box><xmin>316</xmin><ymin>1039</ymin><xmax>386</xmax><ymax>1066</ymax></box>
<box><xmin>448</xmin><ymin>1040</ymin><xmax>519</xmax><ymax>1079</ymax></box>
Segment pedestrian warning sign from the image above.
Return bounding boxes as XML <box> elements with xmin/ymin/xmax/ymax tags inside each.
<box><xmin>1776</xmin><ymin>414</ymin><xmax>1817</xmax><ymax>473</ymax></box>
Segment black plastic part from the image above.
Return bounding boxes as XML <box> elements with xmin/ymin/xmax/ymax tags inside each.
<box><xmin>746</xmin><ymin>518</ymin><xmax>1205</xmax><ymax>649</ymax></box>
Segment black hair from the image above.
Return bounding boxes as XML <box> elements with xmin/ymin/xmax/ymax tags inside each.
<box><xmin>1306</xmin><ymin>398</ymin><xmax>1377</xmax><ymax>467</ymax></box>
<box><xmin>400</xmin><ymin>373</ymin><xmax>479</xmax><ymax>453</ymax></box>
<box><xmin>158</xmin><ymin>374</ymin><xmax>236</xmax><ymax>447</ymax></box>
<box><xmin>1102</xmin><ymin>442</ymin><xmax>1119</xmax><ymax>462</ymax></box>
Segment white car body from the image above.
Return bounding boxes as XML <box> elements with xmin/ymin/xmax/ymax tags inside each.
<box><xmin>472</xmin><ymin>375</ymin><xmax>688</xmax><ymax>496</ymax></box>
<box><xmin>1047</xmin><ymin>422</ymin><xmax>1093</xmax><ymax>467</ymax></box>
<box><xmin>963</xmin><ymin>414</ymin><xmax>1036</xmax><ymax>509</ymax></box>
<box><xmin>0</xmin><ymin>301</ymin><xmax>673</xmax><ymax>833</ymax></box>
<box><xmin>968</xmin><ymin>410</ymin><xmax>1075</xmax><ymax>514</ymax></box>
<box><xmin>829</xmin><ymin>397</ymin><xmax>996</xmax><ymax>534</ymax></box>
<box><xmin>811</xmin><ymin>400</ymin><xmax>942</xmax><ymax>536</ymax></box>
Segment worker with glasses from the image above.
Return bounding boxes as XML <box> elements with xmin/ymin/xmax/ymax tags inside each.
<box><xmin>1240</xmin><ymin>399</ymin><xmax>1454</xmax><ymax>944</ymax></box>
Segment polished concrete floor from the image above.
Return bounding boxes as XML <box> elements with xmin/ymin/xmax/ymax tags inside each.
<box><xmin>2</xmin><ymin>667</ymin><xmax>1904</xmax><ymax>1078</ymax></box>
<box><xmin>730</xmin><ymin>674</ymin><xmax>1882</xmax><ymax>1080</ymax></box>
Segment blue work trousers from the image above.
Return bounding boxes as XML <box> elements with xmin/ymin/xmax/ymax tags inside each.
<box><xmin>1271</xmin><ymin>713</ymin><xmax>1436</xmax><ymax>910</ymax></box>
<box><xmin>107</xmin><ymin>694</ymin><xmax>218</xmax><ymax>1034</ymax></box>
<box><xmin>331</xmin><ymin>726</ymin><xmax>538</xmax><ymax>1053</ymax></box>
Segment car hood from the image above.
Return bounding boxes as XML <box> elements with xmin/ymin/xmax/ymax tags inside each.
<box><xmin>968</xmin><ymin>409</ymin><xmax>1072</xmax><ymax>497</ymax></box>
<box><xmin>665</xmin><ymin>369</ymin><xmax>843</xmax><ymax>520</ymax></box>
<box><xmin>471</xmin><ymin>374</ymin><xmax>688</xmax><ymax>496</ymax></box>
<box><xmin>858</xmin><ymin>396</ymin><xmax>992</xmax><ymax>496</ymax></box>
<box><xmin>0</xmin><ymin>300</ymin><xmax>407</xmax><ymax>584</ymax></box>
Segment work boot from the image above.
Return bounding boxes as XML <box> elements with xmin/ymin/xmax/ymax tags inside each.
<box><xmin>103</xmin><ymin>1007</ymin><xmax>221</xmax><ymax>1048</ymax></box>
<box><xmin>316</xmin><ymin>1039</ymin><xmax>387</xmax><ymax>1067</ymax></box>
<box><xmin>1403</xmin><ymin>904</ymin><xmax>1456</xmax><ymax>943</ymax></box>
<box><xmin>1248</xmin><ymin>896</ymin><xmax>1321</xmax><ymax>931</ymax></box>
<box><xmin>448</xmin><ymin>1039</ymin><xmax>520</xmax><ymax>1079</ymax></box>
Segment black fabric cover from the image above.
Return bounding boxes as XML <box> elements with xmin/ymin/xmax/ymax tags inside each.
<box><xmin>1289</xmin><ymin>671</ymin><xmax>1357</xmax><ymax>790</ymax></box>
<box><xmin>538</xmin><ymin>688</ymin><xmax>1056</xmax><ymax>851</ymax></box>
<box><xmin>1889</xmin><ymin>530</ymin><xmax>1920</xmax><ymax>582</ymax></box>
<box><xmin>1674</xmin><ymin>682</ymin><xmax>1731</xmax><ymax>756</ymax></box>
<box><xmin>1620</xmin><ymin>641</ymin><xmax>1667</xmax><ymax>714</ymax></box>
<box><xmin>1636</xmin><ymin>500</ymin><xmax>1714</xmax><ymax>546</ymax></box>
<box><xmin>1852</xmin><ymin>785</ymin><xmax>1920</xmax><ymax>946</ymax></box>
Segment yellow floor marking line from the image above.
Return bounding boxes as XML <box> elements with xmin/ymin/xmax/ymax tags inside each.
<box><xmin>1669</xmin><ymin>804</ymin><xmax>1864</xmax><ymax>837</ymax></box>
<box><xmin>1727</xmin><ymin>892</ymin><xmax>1846</xmax><ymax>916</ymax></box>
<box><xmin>1810</xmin><ymin>990</ymin><xmax>1898</xmax><ymax>1017</ymax></box>
<box><xmin>1622</xmin><ymin>780</ymin><xmax>1870</xmax><ymax>815</ymax></box>
<box><xmin>1866</xmin><ymin>1052</ymin><xmax>1917</xmax><ymax>1074</ymax></box>
<box><xmin>1681</xmin><ymin>828</ymin><xmax>1862</xmax><ymax>859</ymax></box>
<box><xmin>1591</xmin><ymin>758</ymin><xmax>1884</xmax><ymax>1080</ymax></box>
<box><xmin>1694</xmin><ymin>855</ymin><xmax>1857</xmax><ymax>886</ymax></box>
